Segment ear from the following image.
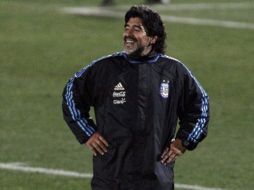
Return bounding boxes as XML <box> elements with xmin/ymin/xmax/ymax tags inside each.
<box><xmin>150</xmin><ymin>36</ymin><xmax>158</xmax><ymax>45</ymax></box>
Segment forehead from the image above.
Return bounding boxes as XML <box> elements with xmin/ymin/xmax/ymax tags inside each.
<box><xmin>125</xmin><ymin>17</ymin><xmax>143</xmax><ymax>26</ymax></box>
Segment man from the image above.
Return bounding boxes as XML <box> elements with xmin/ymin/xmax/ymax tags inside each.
<box><xmin>62</xmin><ymin>5</ymin><xmax>209</xmax><ymax>190</ymax></box>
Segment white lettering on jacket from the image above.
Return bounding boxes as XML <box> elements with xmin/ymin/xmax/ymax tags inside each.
<box><xmin>113</xmin><ymin>98</ymin><xmax>126</xmax><ymax>104</ymax></box>
<box><xmin>113</xmin><ymin>82</ymin><xmax>126</xmax><ymax>104</ymax></box>
<box><xmin>113</xmin><ymin>91</ymin><xmax>126</xmax><ymax>98</ymax></box>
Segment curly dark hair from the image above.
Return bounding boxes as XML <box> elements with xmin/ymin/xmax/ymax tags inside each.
<box><xmin>124</xmin><ymin>5</ymin><xmax>167</xmax><ymax>54</ymax></box>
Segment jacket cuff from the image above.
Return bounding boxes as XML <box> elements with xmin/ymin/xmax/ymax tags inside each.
<box><xmin>77</xmin><ymin>119</ymin><xmax>97</xmax><ymax>144</ymax></box>
<box><xmin>176</xmin><ymin>130</ymin><xmax>197</xmax><ymax>150</ymax></box>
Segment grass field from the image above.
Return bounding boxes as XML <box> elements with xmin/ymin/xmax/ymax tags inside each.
<box><xmin>0</xmin><ymin>0</ymin><xmax>254</xmax><ymax>189</ymax></box>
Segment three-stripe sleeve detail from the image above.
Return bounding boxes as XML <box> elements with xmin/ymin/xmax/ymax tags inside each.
<box><xmin>64</xmin><ymin>78</ymin><xmax>95</xmax><ymax>137</ymax></box>
<box><xmin>187</xmin><ymin>84</ymin><xmax>209</xmax><ymax>143</ymax></box>
<box><xmin>183</xmin><ymin>66</ymin><xmax>209</xmax><ymax>143</ymax></box>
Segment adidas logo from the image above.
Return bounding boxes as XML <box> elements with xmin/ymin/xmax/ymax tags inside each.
<box><xmin>114</xmin><ymin>82</ymin><xmax>125</xmax><ymax>91</ymax></box>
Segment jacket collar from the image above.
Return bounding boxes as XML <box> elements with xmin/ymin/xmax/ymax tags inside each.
<box><xmin>122</xmin><ymin>51</ymin><xmax>161</xmax><ymax>64</ymax></box>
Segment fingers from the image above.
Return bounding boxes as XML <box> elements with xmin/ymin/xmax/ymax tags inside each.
<box><xmin>161</xmin><ymin>144</ymin><xmax>183</xmax><ymax>165</ymax></box>
<box><xmin>98</xmin><ymin>136</ymin><xmax>109</xmax><ymax>148</ymax></box>
<box><xmin>95</xmin><ymin>137</ymin><xmax>108</xmax><ymax>154</ymax></box>
<box><xmin>87</xmin><ymin>144</ymin><xmax>98</xmax><ymax>156</ymax></box>
<box><xmin>161</xmin><ymin>149</ymin><xmax>176</xmax><ymax>165</ymax></box>
<box><xmin>85</xmin><ymin>133</ymin><xmax>109</xmax><ymax>156</ymax></box>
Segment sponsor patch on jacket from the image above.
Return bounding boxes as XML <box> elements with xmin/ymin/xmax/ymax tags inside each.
<box><xmin>160</xmin><ymin>80</ymin><xmax>169</xmax><ymax>98</ymax></box>
<box><xmin>113</xmin><ymin>82</ymin><xmax>126</xmax><ymax>104</ymax></box>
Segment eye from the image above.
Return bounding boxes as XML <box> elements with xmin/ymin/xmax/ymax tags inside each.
<box><xmin>133</xmin><ymin>26</ymin><xmax>142</xmax><ymax>32</ymax></box>
<box><xmin>124</xmin><ymin>26</ymin><xmax>130</xmax><ymax>32</ymax></box>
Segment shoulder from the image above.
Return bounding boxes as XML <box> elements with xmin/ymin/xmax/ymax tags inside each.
<box><xmin>75</xmin><ymin>52</ymin><xmax>125</xmax><ymax>78</ymax></box>
<box><xmin>92</xmin><ymin>52</ymin><xmax>126</xmax><ymax>65</ymax></box>
<box><xmin>159</xmin><ymin>54</ymin><xmax>184</xmax><ymax>67</ymax></box>
<box><xmin>158</xmin><ymin>54</ymin><xmax>190</xmax><ymax>73</ymax></box>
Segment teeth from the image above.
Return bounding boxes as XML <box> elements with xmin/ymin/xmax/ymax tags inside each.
<box><xmin>126</xmin><ymin>39</ymin><xmax>134</xmax><ymax>43</ymax></box>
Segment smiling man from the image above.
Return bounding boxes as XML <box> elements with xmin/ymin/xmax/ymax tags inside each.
<box><xmin>62</xmin><ymin>5</ymin><xmax>209</xmax><ymax>190</ymax></box>
<box><xmin>123</xmin><ymin>17</ymin><xmax>157</xmax><ymax>57</ymax></box>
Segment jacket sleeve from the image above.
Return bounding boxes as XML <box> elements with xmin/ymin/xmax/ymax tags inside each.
<box><xmin>176</xmin><ymin>65</ymin><xmax>209</xmax><ymax>150</ymax></box>
<box><xmin>62</xmin><ymin>65</ymin><xmax>97</xmax><ymax>144</ymax></box>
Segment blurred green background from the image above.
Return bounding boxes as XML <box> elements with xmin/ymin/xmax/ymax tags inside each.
<box><xmin>1</xmin><ymin>0</ymin><xmax>253</xmax><ymax>189</ymax></box>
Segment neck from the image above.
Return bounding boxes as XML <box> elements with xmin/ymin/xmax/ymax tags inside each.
<box><xmin>128</xmin><ymin>48</ymin><xmax>155</xmax><ymax>59</ymax></box>
<box><xmin>124</xmin><ymin>51</ymin><xmax>159</xmax><ymax>64</ymax></box>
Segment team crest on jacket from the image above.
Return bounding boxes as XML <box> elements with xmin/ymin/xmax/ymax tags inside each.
<box><xmin>160</xmin><ymin>80</ymin><xmax>169</xmax><ymax>98</ymax></box>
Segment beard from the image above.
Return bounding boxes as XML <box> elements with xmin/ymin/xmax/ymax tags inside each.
<box><xmin>125</xmin><ymin>46</ymin><xmax>145</xmax><ymax>58</ymax></box>
<box><xmin>123</xmin><ymin>37</ymin><xmax>146</xmax><ymax>58</ymax></box>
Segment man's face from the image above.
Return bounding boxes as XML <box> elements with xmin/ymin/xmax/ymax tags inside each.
<box><xmin>123</xmin><ymin>17</ymin><xmax>156</xmax><ymax>57</ymax></box>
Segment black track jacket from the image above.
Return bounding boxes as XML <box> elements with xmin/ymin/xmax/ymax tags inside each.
<box><xmin>62</xmin><ymin>52</ymin><xmax>209</xmax><ymax>190</ymax></box>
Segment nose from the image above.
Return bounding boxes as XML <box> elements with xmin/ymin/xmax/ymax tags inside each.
<box><xmin>123</xmin><ymin>28</ymin><xmax>133</xmax><ymax>37</ymax></box>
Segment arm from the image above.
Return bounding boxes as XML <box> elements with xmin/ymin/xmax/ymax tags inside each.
<box><xmin>62</xmin><ymin>66</ymin><xmax>108</xmax><ymax>155</ymax></box>
<box><xmin>176</xmin><ymin>68</ymin><xmax>209</xmax><ymax>151</ymax></box>
<box><xmin>161</xmin><ymin>64</ymin><xmax>209</xmax><ymax>164</ymax></box>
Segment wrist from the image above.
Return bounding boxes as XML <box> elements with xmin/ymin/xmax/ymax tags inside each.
<box><xmin>173</xmin><ymin>138</ymin><xmax>186</xmax><ymax>153</ymax></box>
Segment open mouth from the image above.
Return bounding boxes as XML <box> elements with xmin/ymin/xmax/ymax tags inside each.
<box><xmin>124</xmin><ymin>37</ymin><xmax>136</xmax><ymax>45</ymax></box>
